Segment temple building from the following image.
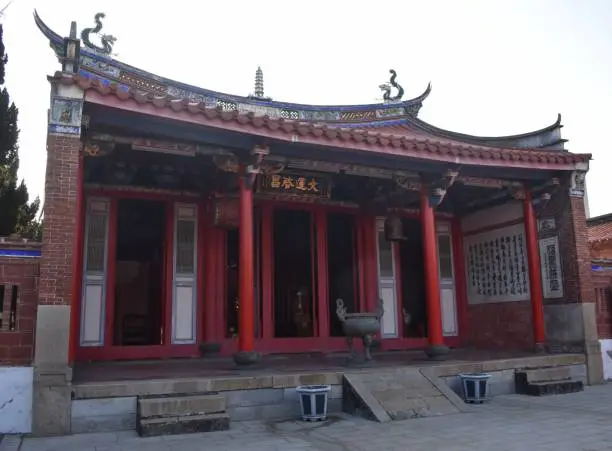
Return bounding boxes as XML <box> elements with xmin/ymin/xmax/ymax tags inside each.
<box><xmin>5</xmin><ymin>11</ymin><xmax>599</xmax><ymax>435</ymax></box>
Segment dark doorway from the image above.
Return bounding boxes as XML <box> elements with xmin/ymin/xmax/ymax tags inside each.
<box><xmin>398</xmin><ymin>218</ymin><xmax>427</xmax><ymax>338</ymax></box>
<box><xmin>225</xmin><ymin>229</ymin><xmax>239</xmax><ymax>338</ymax></box>
<box><xmin>273</xmin><ymin>209</ymin><xmax>315</xmax><ymax>338</ymax></box>
<box><xmin>327</xmin><ymin>213</ymin><xmax>359</xmax><ymax>336</ymax></box>
<box><xmin>113</xmin><ymin>199</ymin><xmax>166</xmax><ymax>346</ymax></box>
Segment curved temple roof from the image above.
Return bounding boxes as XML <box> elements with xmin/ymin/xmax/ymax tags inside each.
<box><xmin>52</xmin><ymin>72</ymin><xmax>590</xmax><ymax>171</ymax></box>
<box><xmin>35</xmin><ymin>10</ymin><xmax>566</xmax><ymax>151</ymax></box>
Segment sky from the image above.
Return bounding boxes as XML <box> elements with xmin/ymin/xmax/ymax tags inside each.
<box><xmin>2</xmin><ymin>0</ymin><xmax>611</xmax><ymax>217</ymax></box>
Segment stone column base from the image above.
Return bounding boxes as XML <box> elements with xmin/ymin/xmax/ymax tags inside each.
<box><xmin>584</xmin><ymin>340</ymin><xmax>604</xmax><ymax>385</ymax></box>
<box><xmin>534</xmin><ymin>342</ymin><xmax>547</xmax><ymax>354</ymax></box>
<box><xmin>32</xmin><ymin>365</ymin><xmax>73</xmax><ymax>436</ymax></box>
<box><xmin>233</xmin><ymin>351</ymin><xmax>261</xmax><ymax>367</ymax></box>
<box><xmin>424</xmin><ymin>344</ymin><xmax>449</xmax><ymax>361</ymax></box>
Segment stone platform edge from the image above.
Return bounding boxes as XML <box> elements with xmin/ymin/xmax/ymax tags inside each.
<box><xmin>72</xmin><ymin>353</ymin><xmax>585</xmax><ymax>400</ymax></box>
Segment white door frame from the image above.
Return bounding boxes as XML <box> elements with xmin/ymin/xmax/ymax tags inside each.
<box><xmin>80</xmin><ymin>197</ymin><xmax>110</xmax><ymax>347</ymax></box>
<box><xmin>375</xmin><ymin>218</ymin><xmax>399</xmax><ymax>338</ymax></box>
<box><xmin>171</xmin><ymin>203</ymin><xmax>198</xmax><ymax>344</ymax></box>
<box><xmin>436</xmin><ymin>222</ymin><xmax>458</xmax><ymax>337</ymax></box>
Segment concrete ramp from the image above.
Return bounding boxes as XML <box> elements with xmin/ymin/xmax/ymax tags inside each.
<box><xmin>342</xmin><ymin>367</ymin><xmax>465</xmax><ymax>422</ymax></box>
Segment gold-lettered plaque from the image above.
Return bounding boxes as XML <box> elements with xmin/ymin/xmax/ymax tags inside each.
<box><xmin>257</xmin><ymin>173</ymin><xmax>330</xmax><ymax>197</ymax></box>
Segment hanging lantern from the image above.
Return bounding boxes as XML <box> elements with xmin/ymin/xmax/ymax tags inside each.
<box><xmin>384</xmin><ymin>215</ymin><xmax>406</xmax><ymax>241</ymax></box>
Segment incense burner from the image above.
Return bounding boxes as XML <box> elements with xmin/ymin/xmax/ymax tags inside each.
<box><xmin>336</xmin><ymin>298</ymin><xmax>384</xmax><ymax>362</ymax></box>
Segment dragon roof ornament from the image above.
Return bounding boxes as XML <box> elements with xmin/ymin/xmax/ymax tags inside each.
<box><xmin>379</xmin><ymin>69</ymin><xmax>405</xmax><ymax>103</ymax></box>
<box><xmin>80</xmin><ymin>13</ymin><xmax>116</xmax><ymax>56</ymax></box>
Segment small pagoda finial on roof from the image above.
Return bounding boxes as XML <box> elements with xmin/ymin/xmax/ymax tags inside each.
<box><xmin>255</xmin><ymin>66</ymin><xmax>264</xmax><ymax>98</ymax></box>
<box><xmin>249</xmin><ymin>66</ymin><xmax>271</xmax><ymax>101</ymax></box>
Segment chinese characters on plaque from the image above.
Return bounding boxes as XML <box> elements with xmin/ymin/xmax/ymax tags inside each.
<box><xmin>257</xmin><ymin>174</ymin><xmax>330</xmax><ymax>197</ymax></box>
<box><xmin>538</xmin><ymin>235</ymin><xmax>564</xmax><ymax>299</ymax></box>
<box><xmin>544</xmin><ymin>244</ymin><xmax>559</xmax><ymax>292</ymax></box>
<box><xmin>465</xmin><ymin>224</ymin><xmax>530</xmax><ymax>303</ymax></box>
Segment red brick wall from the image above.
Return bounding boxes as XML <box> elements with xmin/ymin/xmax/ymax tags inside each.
<box><xmin>467</xmin><ymin>301</ymin><xmax>534</xmax><ymax>351</ymax></box>
<box><xmin>555</xmin><ymin>193</ymin><xmax>594</xmax><ymax>305</ymax></box>
<box><xmin>39</xmin><ymin>134</ymin><xmax>81</xmax><ymax>306</ymax></box>
<box><xmin>591</xmin><ymin>243</ymin><xmax>612</xmax><ymax>260</ymax></box>
<box><xmin>594</xmin><ymin>272</ymin><xmax>612</xmax><ymax>339</ymax></box>
<box><xmin>461</xmin><ymin>177</ymin><xmax>591</xmax><ymax>350</ymax></box>
<box><xmin>0</xmin><ymin>252</ymin><xmax>40</xmax><ymax>365</ymax></box>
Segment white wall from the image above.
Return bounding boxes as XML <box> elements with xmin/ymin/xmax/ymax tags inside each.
<box><xmin>584</xmin><ymin>184</ymin><xmax>591</xmax><ymax>218</ymax></box>
<box><xmin>461</xmin><ymin>201</ymin><xmax>523</xmax><ymax>233</ymax></box>
<box><xmin>0</xmin><ymin>366</ymin><xmax>33</xmax><ymax>433</ymax></box>
<box><xmin>461</xmin><ymin>202</ymin><xmax>529</xmax><ymax>305</ymax></box>
<box><xmin>600</xmin><ymin>339</ymin><xmax>612</xmax><ymax>380</ymax></box>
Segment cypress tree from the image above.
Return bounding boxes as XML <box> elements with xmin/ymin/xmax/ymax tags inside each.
<box><xmin>0</xmin><ymin>22</ymin><xmax>41</xmax><ymax>239</ymax></box>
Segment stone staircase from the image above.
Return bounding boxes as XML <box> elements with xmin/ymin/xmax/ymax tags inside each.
<box><xmin>136</xmin><ymin>394</ymin><xmax>230</xmax><ymax>437</ymax></box>
<box><xmin>514</xmin><ymin>367</ymin><xmax>583</xmax><ymax>396</ymax></box>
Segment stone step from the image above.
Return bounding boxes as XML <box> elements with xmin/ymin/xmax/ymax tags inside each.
<box><xmin>137</xmin><ymin>413</ymin><xmax>230</xmax><ymax>437</ymax></box>
<box><xmin>514</xmin><ymin>369</ymin><xmax>584</xmax><ymax>396</ymax></box>
<box><xmin>519</xmin><ymin>380</ymin><xmax>584</xmax><ymax>396</ymax></box>
<box><xmin>138</xmin><ymin>394</ymin><xmax>226</xmax><ymax>419</ymax></box>
<box><xmin>520</xmin><ymin>367</ymin><xmax>572</xmax><ymax>383</ymax></box>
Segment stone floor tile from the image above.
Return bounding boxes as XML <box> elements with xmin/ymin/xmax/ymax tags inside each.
<box><xmin>0</xmin><ymin>436</ymin><xmax>22</xmax><ymax>451</ymax></box>
<box><xmin>18</xmin><ymin>385</ymin><xmax>612</xmax><ymax>451</ymax></box>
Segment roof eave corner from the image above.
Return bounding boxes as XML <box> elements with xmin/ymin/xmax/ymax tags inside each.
<box><xmin>33</xmin><ymin>10</ymin><xmax>64</xmax><ymax>51</ymax></box>
<box><xmin>404</xmin><ymin>82</ymin><xmax>432</xmax><ymax>110</ymax></box>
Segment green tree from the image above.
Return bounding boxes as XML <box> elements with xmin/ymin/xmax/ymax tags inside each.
<box><xmin>0</xmin><ymin>22</ymin><xmax>41</xmax><ymax>240</ymax></box>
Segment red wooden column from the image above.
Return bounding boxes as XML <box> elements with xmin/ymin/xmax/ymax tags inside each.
<box><xmin>523</xmin><ymin>188</ymin><xmax>546</xmax><ymax>349</ymax></box>
<box><xmin>235</xmin><ymin>173</ymin><xmax>258</xmax><ymax>363</ymax></box>
<box><xmin>420</xmin><ymin>187</ymin><xmax>448</xmax><ymax>359</ymax></box>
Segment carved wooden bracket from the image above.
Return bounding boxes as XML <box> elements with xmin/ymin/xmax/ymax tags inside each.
<box><xmin>392</xmin><ymin>175</ymin><xmax>421</xmax><ymax>191</ymax></box>
<box><xmin>511</xmin><ymin>187</ymin><xmax>526</xmax><ymax>201</ymax></box>
<box><xmin>245</xmin><ymin>144</ymin><xmax>270</xmax><ymax>190</ymax></box>
<box><xmin>428</xmin><ymin>186</ymin><xmax>447</xmax><ymax>208</ymax></box>
<box><xmin>260</xmin><ymin>162</ymin><xmax>286</xmax><ymax>175</ymax></box>
<box><xmin>83</xmin><ymin>140</ymin><xmax>114</xmax><ymax>157</ymax></box>
<box><xmin>419</xmin><ymin>168</ymin><xmax>460</xmax><ymax>208</ymax></box>
<box><xmin>532</xmin><ymin>177</ymin><xmax>561</xmax><ymax>211</ymax></box>
<box><xmin>213</xmin><ymin>154</ymin><xmax>240</xmax><ymax>173</ymax></box>
<box><xmin>438</xmin><ymin>168</ymin><xmax>459</xmax><ymax>191</ymax></box>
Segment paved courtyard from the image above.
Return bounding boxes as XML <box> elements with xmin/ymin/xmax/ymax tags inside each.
<box><xmin>5</xmin><ymin>384</ymin><xmax>612</xmax><ymax>451</ymax></box>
